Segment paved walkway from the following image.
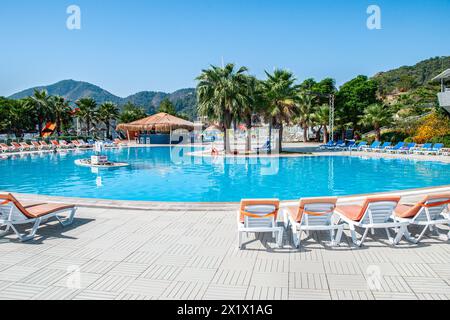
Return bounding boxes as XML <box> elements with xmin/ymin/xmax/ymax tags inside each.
<box><xmin>0</xmin><ymin>205</ymin><xmax>448</xmax><ymax>300</ymax></box>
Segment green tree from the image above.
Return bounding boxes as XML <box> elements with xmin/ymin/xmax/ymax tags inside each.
<box><xmin>98</xmin><ymin>102</ymin><xmax>120</xmax><ymax>139</ymax></box>
<box><xmin>119</xmin><ymin>102</ymin><xmax>147</xmax><ymax>123</ymax></box>
<box><xmin>359</xmin><ymin>103</ymin><xmax>393</xmax><ymax>141</ymax></box>
<box><xmin>30</xmin><ymin>89</ymin><xmax>51</xmax><ymax>136</ymax></box>
<box><xmin>335</xmin><ymin>75</ymin><xmax>379</xmax><ymax>137</ymax></box>
<box><xmin>158</xmin><ymin>99</ymin><xmax>177</xmax><ymax>115</ymax></box>
<box><xmin>196</xmin><ymin>63</ymin><xmax>252</xmax><ymax>153</ymax></box>
<box><xmin>312</xmin><ymin>104</ymin><xmax>330</xmax><ymax>143</ymax></box>
<box><xmin>75</xmin><ymin>98</ymin><xmax>98</xmax><ymax>136</ymax></box>
<box><xmin>49</xmin><ymin>96</ymin><xmax>73</xmax><ymax>136</ymax></box>
<box><xmin>261</xmin><ymin>69</ymin><xmax>299</xmax><ymax>152</ymax></box>
<box><xmin>295</xmin><ymin>93</ymin><xmax>315</xmax><ymax>142</ymax></box>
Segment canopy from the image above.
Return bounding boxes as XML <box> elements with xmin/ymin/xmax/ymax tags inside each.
<box><xmin>116</xmin><ymin>113</ymin><xmax>195</xmax><ymax>133</ymax></box>
<box><xmin>432</xmin><ymin>69</ymin><xmax>450</xmax><ymax>81</ymax></box>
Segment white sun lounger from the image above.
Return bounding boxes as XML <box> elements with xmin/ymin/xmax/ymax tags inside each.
<box><xmin>0</xmin><ymin>193</ymin><xmax>77</xmax><ymax>242</ymax></box>
<box><xmin>282</xmin><ymin>197</ymin><xmax>344</xmax><ymax>248</ymax></box>
<box><xmin>336</xmin><ymin>196</ymin><xmax>408</xmax><ymax>247</ymax></box>
<box><xmin>237</xmin><ymin>199</ymin><xmax>283</xmax><ymax>249</ymax></box>
<box><xmin>393</xmin><ymin>194</ymin><xmax>450</xmax><ymax>244</ymax></box>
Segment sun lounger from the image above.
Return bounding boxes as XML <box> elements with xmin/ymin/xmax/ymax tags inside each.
<box><xmin>364</xmin><ymin>141</ymin><xmax>381</xmax><ymax>152</ymax></box>
<box><xmin>50</xmin><ymin>140</ymin><xmax>61</xmax><ymax>149</ymax></box>
<box><xmin>393</xmin><ymin>194</ymin><xmax>450</xmax><ymax>244</ymax></box>
<box><xmin>350</xmin><ymin>141</ymin><xmax>367</xmax><ymax>151</ymax></box>
<box><xmin>386</xmin><ymin>142</ymin><xmax>405</xmax><ymax>154</ymax></box>
<box><xmin>10</xmin><ymin>142</ymin><xmax>24</xmax><ymax>152</ymax></box>
<box><xmin>237</xmin><ymin>199</ymin><xmax>283</xmax><ymax>249</ymax></box>
<box><xmin>395</xmin><ymin>142</ymin><xmax>416</xmax><ymax>154</ymax></box>
<box><xmin>31</xmin><ymin>141</ymin><xmax>44</xmax><ymax>151</ymax></box>
<box><xmin>373</xmin><ymin>142</ymin><xmax>392</xmax><ymax>152</ymax></box>
<box><xmin>39</xmin><ymin>141</ymin><xmax>51</xmax><ymax>150</ymax></box>
<box><xmin>20</xmin><ymin>142</ymin><xmax>34</xmax><ymax>151</ymax></box>
<box><xmin>0</xmin><ymin>143</ymin><xmax>12</xmax><ymax>153</ymax></box>
<box><xmin>282</xmin><ymin>197</ymin><xmax>343</xmax><ymax>248</ymax></box>
<box><xmin>335</xmin><ymin>196</ymin><xmax>408</xmax><ymax>247</ymax></box>
<box><xmin>319</xmin><ymin>141</ymin><xmax>335</xmax><ymax>150</ymax></box>
<box><xmin>413</xmin><ymin>143</ymin><xmax>433</xmax><ymax>155</ymax></box>
<box><xmin>59</xmin><ymin>140</ymin><xmax>74</xmax><ymax>148</ymax></box>
<box><xmin>0</xmin><ymin>193</ymin><xmax>77</xmax><ymax>242</ymax></box>
<box><xmin>255</xmin><ymin>141</ymin><xmax>272</xmax><ymax>154</ymax></box>
<box><xmin>423</xmin><ymin>143</ymin><xmax>444</xmax><ymax>155</ymax></box>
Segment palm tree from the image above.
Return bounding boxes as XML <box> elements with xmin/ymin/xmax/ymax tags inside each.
<box><xmin>261</xmin><ymin>69</ymin><xmax>299</xmax><ymax>152</ymax></box>
<box><xmin>359</xmin><ymin>103</ymin><xmax>393</xmax><ymax>141</ymax></box>
<box><xmin>312</xmin><ymin>104</ymin><xmax>330</xmax><ymax>143</ymax></box>
<box><xmin>196</xmin><ymin>63</ymin><xmax>252</xmax><ymax>153</ymax></box>
<box><xmin>49</xmin><ymin>96</ymin><xmax>72</xmax><ymax>136</ymax></box>
<box><xmin>75</xmin><ymin>98</ymin><xmax>98</xmax><ymax>136</ymax></box>
<box><xmin>29</xmin><ymin>89</ymin><xmax>51</xmax><ymax>136</ymax></box>
<box><xmin>98</xmin><ymin>102</ymin><xmax>120</xmax><ymax>139</ymax></box>
<box><xmin>296</xmin><ymin>93</ymin><xmax>315</xmax><ymax>142</ymax></box>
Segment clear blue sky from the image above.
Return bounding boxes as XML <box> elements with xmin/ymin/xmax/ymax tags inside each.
<box><xmin>1</xmin><ymin>0</ymin><xmax>449</xmax><ymax>97</ymax></box>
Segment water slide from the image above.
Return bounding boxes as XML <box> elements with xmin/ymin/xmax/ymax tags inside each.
<box><xmin>41</xmin><ymin>122</ymin><xmax>56</xmax><ymax>138</ymax></box>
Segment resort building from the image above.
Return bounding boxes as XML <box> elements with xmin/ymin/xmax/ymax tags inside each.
<box><xmin>433</xmin><ymin>68</ymin><xmax>450</xmax><ymax>113</ymax></box>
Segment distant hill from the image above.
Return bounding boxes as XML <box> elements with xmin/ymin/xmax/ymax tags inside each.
<box><xmin>9</xmin><ymin>79</ymin><xmax>198</xmax><ymax>120</ymax></box>
<box><xmin>373</xmin><ymin>56</ymin><xmax>450</xmax><ymax>94</ymax></box>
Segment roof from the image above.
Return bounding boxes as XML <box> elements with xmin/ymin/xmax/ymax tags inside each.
<box><xmin>432</xmin><ymin>69</ymin><xmax>450</xmax><ymax>81</ymax></box>
<box><xmin>116</xmin><ymin>113</ymin><xmax>195</xmax><ymax>132</ymax></box>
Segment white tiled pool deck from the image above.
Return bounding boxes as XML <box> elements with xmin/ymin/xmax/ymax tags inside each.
<box><xmin>0</xmin><ymin>197</ymin><xmax>449</xmax><ymax>300</ymax></box>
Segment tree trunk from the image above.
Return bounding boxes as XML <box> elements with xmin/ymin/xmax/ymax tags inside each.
<box><xmin>303</xmin><ymin>125</ymin><xmax>308</xmax><ymax>142</ymax></box>
<box><xmin>106</xmin><ymin>120</ymin><xmax>110</xmax><ymax>139</ymax></box>
<box><xmin>245</xmin><ymin>116</ymin><xmax>252</xmax><ymax>152</ymax></box>
<box><xmin>223</xmin><ymin>112</ymin><xmax>232</xmax><ymax>154</ymax></box>
<box><xmin>323</xmin><ymin>125</ymin><xmax>329</xmax><ymax>144</ymax></box>
<box><xmin>278</xmin><ymin>124</ymin><xmax>283</xmax><ymax>153</ymax></box>
<box><xmin>376</xmin><ymin>127</ymin><xmax>381</xmax><ymax>141</ymax></box>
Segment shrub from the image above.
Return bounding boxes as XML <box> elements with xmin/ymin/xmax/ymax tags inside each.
<box><xmin>380</xmin><ymin>131</ymin><xmax>409</xmax><ymax>143</ymax></box>
<box><xmin>413</xmin><ymin>112</ymin><xmax>450</xmax><ymax>143</ymax></box>
<box><xmin>430</xmin><ymin>135</ymin><xmax>450</xmax><ymax>148</ymax></box>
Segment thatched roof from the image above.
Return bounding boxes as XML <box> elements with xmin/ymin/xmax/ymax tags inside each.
<box><xmin>116</xmin><ymin>113</ymin><xmax>195</xmax><ymax>133</ymax></box>
<box><xmin>205</xmin><ymin>124</ymin><xmax>223</xmax><ymax>132</ymax></box>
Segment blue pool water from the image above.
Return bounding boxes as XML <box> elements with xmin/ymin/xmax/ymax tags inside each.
<box><xmin>1</xmin><ymin>147</ymin><xmax>450</xmax><ymax>202</ymax></box>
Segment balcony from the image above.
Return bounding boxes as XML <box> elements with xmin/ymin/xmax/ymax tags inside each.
<box><xmin>437</xmin><ymin>89</ymin><xmax>450</xmax><ymax>113</ymax></box>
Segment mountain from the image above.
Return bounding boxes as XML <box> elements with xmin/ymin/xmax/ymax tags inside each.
<box><xmin>9</xmin><ymin>79</ymin><xmax>198</xmax><ymax>119</ymax></box>
<box><xmin>373</xmin><ymin>56</ymin><xmax>450</xmax><ymax>94</ymax></box>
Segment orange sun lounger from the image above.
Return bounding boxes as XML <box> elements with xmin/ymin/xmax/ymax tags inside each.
<box><xmin>335</xmin><ymin>196</ymin><xmax>408</xmax><ymax>247</ymax></box>
<box><xmin>393</xmin><ymin>193</ymin><xmax>450</xmax><ymax>244</ymax></box>
<box><xmin>0</xmin><ymin>193</ymin><xmax>77</xmax><ymax>242</ymax></box>
<box><xmin>282</xmin><ymin>197</ymin><xmax>343</xmax><ymax>248</ymax></box>
<box><xmin>237</xmin><ymin>199</ymin><xmax>283</xmax><ymax>249</ymax></box>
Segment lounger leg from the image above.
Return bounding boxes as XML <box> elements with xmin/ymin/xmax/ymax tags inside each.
<box><xmin>238</xmin><ymin>231</ymin><xmax>243</xmax><ymax>249</ymax></box>
<box><xmin>393</xmin><ymin>225</ymin><xmax>406</xmax><ymax>245</ymax></box>
<box><xmin>277</xmin><ymin>228</ymin><xmax>284</xmax><ymax>248</ymax></box>
<box><xmin>332</xmin><ymin>226</ymin><xmax>344</xmax><ymax>247</ymax></box>
<box><xmin>56</xmin><ymin>208</ymin><xmax>76</xmax><ymax>227</ymax></box>
<box><xmin>292</xmin><ymin>226</ymin><xmax>301</xmax><ymax>249</ymax></box>
<box><xmin>0</xmin><ymin>224</ymin><xmax>11</xmax><ymax>237</ymax></box>
<box><xmin>9</xmin><ymin>218</ymin><xmax>42</xmax><ymax>242</ymax></box>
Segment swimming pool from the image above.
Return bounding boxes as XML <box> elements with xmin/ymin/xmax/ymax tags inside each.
<box><xmin>2</xmin><ymin>147</ymin><xmax>450</xmax><ymax>202</ymax></box>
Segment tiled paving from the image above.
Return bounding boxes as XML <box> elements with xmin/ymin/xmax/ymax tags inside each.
<box><xmin>0</xmin><ymin>205</ymin><xmax>448</xmax><ymax>300</ymax></box>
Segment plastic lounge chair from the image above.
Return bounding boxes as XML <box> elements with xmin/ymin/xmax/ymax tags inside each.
<box><xmin>386</xmin><ymin>142</ymin><xmax>405</xmax><ymax>154</ymax></box>
<box><xmin>374</xmin><ymin>142</ymin><xmax>392</xmax><ymax>153</ymax></box>
<box><xmin>413</xmin><ymin>143</ymin><xmax>433</xmax><ymax>155</ymax></box>
<box><xmin>20</xmin><ymin>142</ymin><xmax>34</xmax><ymax>151</ymax></box>
<box><xmin>237</xmin><ymin>199</ymin><xmax>283</xmax><ymax>249</ymax></box>
<box><xmin>0</xmin><ymin>143</ymin><xmax>12</xmax><ymax>153</ymax></box>
<box><xmin>364</xmin><ymin>141</ymin><xmax>381</xmax><ymax>152</ymax></box>
<box><xmin>59</xmin><ymin>140</ymin><xmax>74</xmax><ymax>148</ymax></box>
<box><xmin>31</xmin><ymin>141</ymin><xmax>44</xmax><ymax>151</ymax></box>
<box><xmin>39</xmin><ymin>141</ymin><xmax>51</xmax><ymax>150</ymax></box>
<box><xmin>396</xmin><ymin>143</ymin><xmax>416</xmax><ymax>154</ymax></box>
<box><xmin>0</xmin><ymin>193</ymin><xmax>77</xmax><ymax>242</ymax></box>
<box><xmin>50</xmin><ymin>140</ymin><xmax>61</xmax><ymax>149</ymax></box>
<box><xmin>10</xmin><ymin>142</ymin><xmax>24</xmax><ymax>152</ymax></box>
<box><xmin>282</xmin><ymin>197</ymin><xmax>343</xmax><ymax>248</ymax></box>
<box><xmin>350</xmin><ymin>141</ymin><xmax>367</xmax><ymax>151</ymax></box>
<box><xmin>335</xmin><ymin>196</ymin><xmax>408</xmax><ymax>247</ymax></box>
<box><xmin>423</xmin><ymin>143</ymin><xmax>444</xmax><ymax>155</ymax></box>
<box><xmin>393</xmin><ymin>194</ymin><xmax>450</xmax><ymax>244</ymax></box>
<box><xmin>319</xmin><ymin>141</ymin><xmax>335</xmax><ymax>150</ymax></box>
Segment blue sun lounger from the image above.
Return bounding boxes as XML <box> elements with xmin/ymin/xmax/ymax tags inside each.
<box><xmin>364</xmin><ymin>141</ymin><xmax>381</xmax><ymax>152</ymax></box>
<box><xmin>386</xmin><ymin>142</ymin><xmax>405</xmax><ymax>153</ymax></box>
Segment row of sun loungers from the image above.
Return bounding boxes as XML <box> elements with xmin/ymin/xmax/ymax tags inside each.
<box><xmin>0</xmin><ymin>140</ymin><xmax>94</xmax><ymax>153</ymax></box>
<box><xmin>238</xmin><ymin>194</ymin><xmax>450</xmax><ymax>249</ymax></box>
<box><xmin>320</xmin><ymin>140</ymin><xmax>446</xmax><ymax>155</ymax></box>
